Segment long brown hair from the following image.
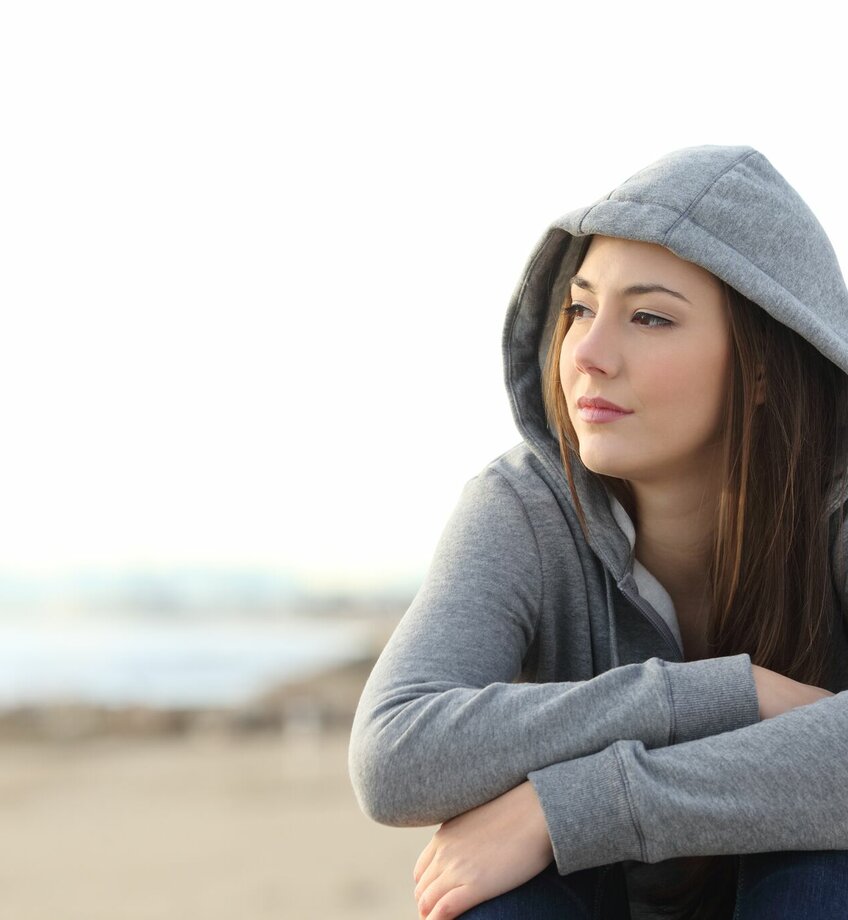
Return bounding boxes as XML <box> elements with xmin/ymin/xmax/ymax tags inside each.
<box><xmin>541</xmin><ymin>235</ymin><xmax>848</xmax><ymax>918</ymax></box>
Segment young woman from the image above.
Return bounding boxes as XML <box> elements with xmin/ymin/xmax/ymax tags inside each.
<box><xmin>348</xmin><ymin>144</ymin><xmax>848</xmax><ymax>919</ymax></box>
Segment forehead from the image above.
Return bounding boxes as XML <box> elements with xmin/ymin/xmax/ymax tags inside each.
<box><xmin>576</xmin><ymin>235</ymin><xmax>723</xmax><ymax>296</ymax></box>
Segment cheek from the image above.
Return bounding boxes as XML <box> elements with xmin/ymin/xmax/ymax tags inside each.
<box><xmin>647</xmin><ymin>342</ymin><xmax>729</xmax><ymax>426</ymax></box>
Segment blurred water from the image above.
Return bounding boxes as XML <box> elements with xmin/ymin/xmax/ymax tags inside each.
<box><xmin>0</xmin><ymin>617</ymin><xmax>373</xmax><ymax>708</ymax></box>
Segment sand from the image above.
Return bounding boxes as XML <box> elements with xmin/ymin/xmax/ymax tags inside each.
<box><xmin>0</xmin><ymin>727</ymin><xmax>436</xmax><ymax>920</ymax></box>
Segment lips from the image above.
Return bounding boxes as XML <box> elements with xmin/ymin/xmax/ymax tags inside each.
<box><xmin>577</xmin><ymin>396</ymin><xmax>632</xmax><ymax>414</ymax></box>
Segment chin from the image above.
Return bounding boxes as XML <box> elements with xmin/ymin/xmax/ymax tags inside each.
<box><xmin>577</xmin><ymin>449</ymin><xmax>632</xmax><ymax>479</ymax></box>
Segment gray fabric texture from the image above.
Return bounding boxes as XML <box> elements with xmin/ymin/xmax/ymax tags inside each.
<box><xmin>347</xmin><ymin>145</ymin><xmax>848</xmax><ymax>912</ymax></box>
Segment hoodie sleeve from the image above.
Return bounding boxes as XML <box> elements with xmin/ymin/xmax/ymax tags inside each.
<box><xmin>348</xmin><ymin>466</ymin><xmax>760</xmax><ymax>827</ymax></box>
<box><xmin>528</xmin><ymin>690</ymin><xmax>848</xmax><ymax>875</ymax></box>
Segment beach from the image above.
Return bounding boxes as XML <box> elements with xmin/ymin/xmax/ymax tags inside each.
<box><xmin>0</xmin><ymin>726</ymin><xmax>437</xmax><ymax>919</ymax></box>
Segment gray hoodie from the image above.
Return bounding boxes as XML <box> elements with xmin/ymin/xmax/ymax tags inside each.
<box><xmin>347</xmin><ymin>145</ymin><xmax>848</xmax><ymax>911</ymax></box>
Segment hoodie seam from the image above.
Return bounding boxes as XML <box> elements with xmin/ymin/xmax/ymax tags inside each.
<box><xmin>576</xmin><ymin>192</ymin><xmax>805</xmax><ymax>310</ymax></box>
<box><xmin>490</xmin><ymin>468</ymin><xmax>546</xmax><ymax>639</ymax></box>
<box><xmin>669</xmin><ymin>210</ymin><xmax>844</xmax><ymax>332</ymax></box>
<box><xmin>675</xmin><ymin>209</ymin><xmax>791</xmax><ymax>279</ymax></box>
<box><xmin>578</xmin><ymin>198</ymin><xmax>684</xmax><ymax>233</ymax></box>
<box><xmin>662</xmin><ymin>149</ymin><xmax>758</xmax><ymax>245</ymax></box>
<box><xmin>659</xmin><ymin>663</ymin><xmax>677</xmax><ymax>745</ymax></box>
<box><xmin>612</xmin><ymin>742</ymin><xmax>648</xmax><ymax>862</ymax></box>
<box><xmin>576</xmin><ymin>204</ymin><xmax>594</xmax><ymax>233</ymax></box>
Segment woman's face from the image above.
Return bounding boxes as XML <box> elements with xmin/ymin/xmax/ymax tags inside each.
<box><xmin>559</xmin><ymin>235</ymin><xmax>732</xmax><ymax>486</ymax></box>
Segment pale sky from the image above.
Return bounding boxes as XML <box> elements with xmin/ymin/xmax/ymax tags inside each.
<box><xmin>0</xmin><ymin>2</ymin><xmax>844</xmax><ymax>593</ymax></box>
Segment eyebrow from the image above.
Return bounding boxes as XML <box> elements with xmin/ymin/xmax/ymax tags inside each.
<box><xmin>569</xmin><ymin>274</ymin><xmax>692</xmax><ymax>305</ymax></box>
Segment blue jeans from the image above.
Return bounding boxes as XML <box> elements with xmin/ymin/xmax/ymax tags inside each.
<box><xmin>457</xmin><ymin>850</ymin><xmax>848</xmax><ymax>919</ymax></box>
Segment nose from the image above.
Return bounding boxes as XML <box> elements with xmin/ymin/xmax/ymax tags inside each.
<box><xmin>568</xmin><ymin>314</ymin><xmax>624</xmax><ymax>377</ymax></box>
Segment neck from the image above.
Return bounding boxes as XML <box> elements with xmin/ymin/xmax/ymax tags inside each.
<box><xmin>629</xmin><ymin>473</ymin><xmax>718</xmax><ymax>601</ymax></box>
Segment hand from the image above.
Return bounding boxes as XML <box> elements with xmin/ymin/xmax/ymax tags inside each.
<box><xmin>751</xmin><ymin>664</ymin><xmax>835</xmax><ymax>720</ymax></box>
<box><xmin>412</xmin><ymin>780</ymin><xmax>554</xmax><ymax>919</ymax></box>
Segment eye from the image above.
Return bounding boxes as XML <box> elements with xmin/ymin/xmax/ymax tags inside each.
<box><xmin>562</xmin><ymin>302</ymin><xmax>673</xmax><ymax>329</ymax></box>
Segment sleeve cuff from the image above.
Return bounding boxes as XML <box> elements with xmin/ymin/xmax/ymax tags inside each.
<box><xmin>662</xmin><ymin>653</ymin><xmax>760</xmax><ymax>744</ymax></box>
<box><xmin>528</xmin><ymin>743</ymin><xmax>643</xmax><ymax>875</ymax></box>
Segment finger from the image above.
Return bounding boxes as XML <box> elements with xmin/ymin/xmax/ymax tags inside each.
<box><xmin>416</xmin><ymin>874</ymin><xmax>459</xmax><ymax>920</ymax></box>
<box><xmin>413</xmin><ymin>855</ymin><xmax>441</xmax><ymax>903</ymax></box>
<box><xmin>426</xmin><ymin>884</ymin><xmax>475</xmax><ymax>920</ymax></box>
<box><xmin>413</xmin><ymin>838</ymin><xmax>436</xmax><ymax>884</ymax></box>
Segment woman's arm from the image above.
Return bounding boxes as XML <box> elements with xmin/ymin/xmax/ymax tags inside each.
<box><xmin>528</xmin><ymin>689</ymin><xmax>848</xmax><ymax>875</ymax></box>
<box><xmin>409</xmin><ymin>663</ymin><xmax>839</xmax><ymax>919</ymax></box>
<box><xmin>348</xmin><ymin>466</ymin><xmax>760</xmax><ymax>826</ymax></box>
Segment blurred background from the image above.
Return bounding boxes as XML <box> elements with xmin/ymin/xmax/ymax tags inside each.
<box><xmin>0</xmin><ymin>2</ymin><xmax>844</xmax><ymax>918</ymax></box>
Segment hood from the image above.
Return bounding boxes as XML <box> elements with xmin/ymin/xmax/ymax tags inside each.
<box><xmin>503</xmin><ymin>144</ymin><xmax>848</xmax><ymax>568</ymax></box>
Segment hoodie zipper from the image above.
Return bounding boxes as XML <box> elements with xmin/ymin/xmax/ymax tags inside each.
<box><xmin>618</xmin><ymin>577</ymin><xmax>685</xmax><ymax>662</ymax></box>
<box><xmin>534</xmin><ymin>440</ymin><xmax>688</xmax><ymax>662</ymax></box>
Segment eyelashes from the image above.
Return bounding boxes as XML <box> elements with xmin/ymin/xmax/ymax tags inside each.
<box><xmin>562</xmin><ymin>302</ymin><xmax>674</xmax><ymax>329</ymax></box>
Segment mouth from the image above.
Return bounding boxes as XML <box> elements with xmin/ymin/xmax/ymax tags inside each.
<box><xmin>577</xmin><ymin>396</ymin><xmax>632</xmax><ymax>413</ymax></box>
<box><xmin>577</xmin><ymin>406</ymin><xmax>632</xmax><ymax>424</ymax></box>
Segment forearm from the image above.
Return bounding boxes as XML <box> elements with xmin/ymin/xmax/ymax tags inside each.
<box><xmin>528</xmin><ymin>691</ymin><xmax>848</xmax><ymax>874</ymax></box>
<box><xmin>350</xmin><ymin>650</ymin><xmax>759</xmax><ymax>826</ymax></box>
